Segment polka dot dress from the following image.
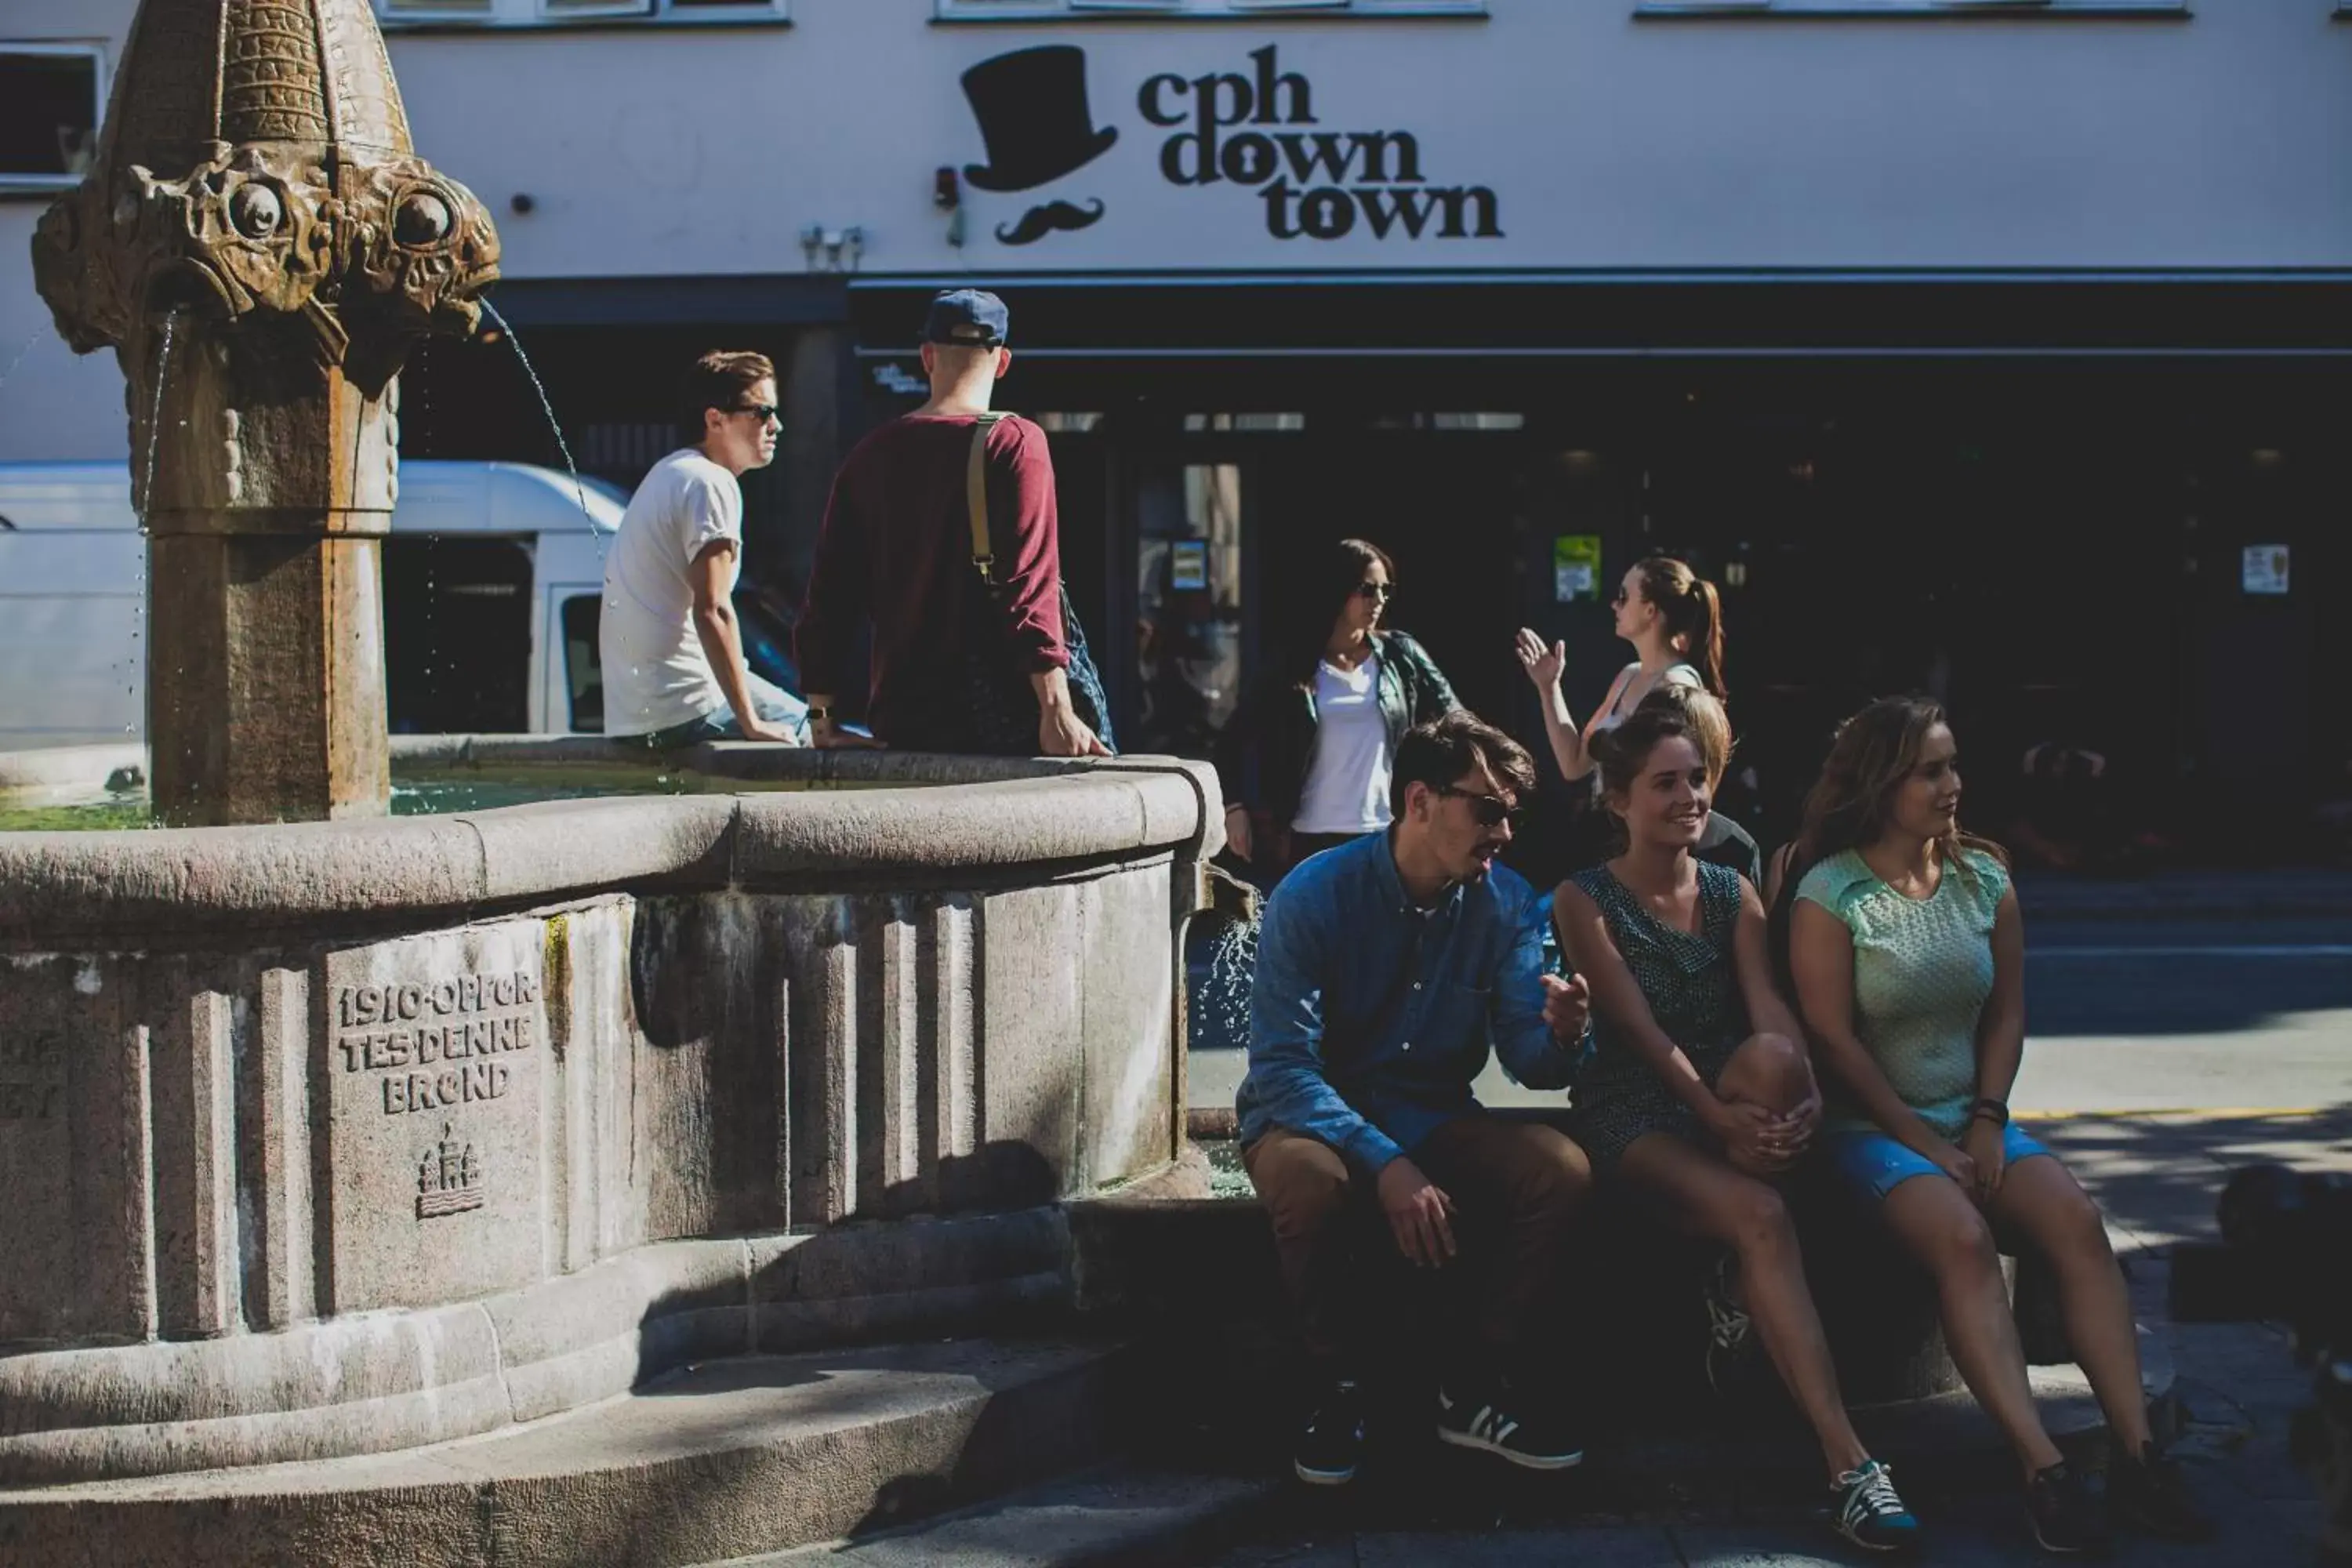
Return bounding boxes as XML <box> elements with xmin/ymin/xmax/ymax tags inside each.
<box><xmin>1567</xmin><ymin>860</ymin><xmax>1749</xmax><ymax>1172</ymax></box>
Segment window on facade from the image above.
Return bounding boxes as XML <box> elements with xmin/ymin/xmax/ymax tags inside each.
<box><xmin>375</xmin><ymin>0</ymin><xmax>786</xmax><ymax>27</ymax></box>
<box><xmin>937</xmin><ymin>1</ymin><xmax>1484</xmax><ymax>20</ymax></box>
<box><xmin>1634</xmin><ymin>0</ymin><xmax>2183</xmax><ymax>15</ymax></box>
<box><xmin>0</xmin><ymin>45</ymin><xmax>102</xmax><ymax>193</ymax></box>
<box><xmin>560</xmin><ymin>595</ymin><xmax>604</xmax><ymax>733</ymax></box>
<box><xmin>1184</xmin><ymin>412</ymin><xmax>1307</xmax><ymax>432</ymax></box>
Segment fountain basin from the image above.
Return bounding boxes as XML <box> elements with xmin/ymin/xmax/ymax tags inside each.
<box><xmin>0</xmin><ymin>741</ymin><xmax>1218</xmax><ymax>1483</ymax></box>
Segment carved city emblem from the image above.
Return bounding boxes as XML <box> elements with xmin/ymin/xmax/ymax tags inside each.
<box><xmin>415</xmin><ymin>1121</ymin><xmax>485</xmax><ymax>1219</ymax></box>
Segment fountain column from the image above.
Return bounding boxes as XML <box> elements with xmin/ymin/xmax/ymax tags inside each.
<box><xmin>30</xmin><ymin>0</ymin><xmax>499</xmax><ymax>825</ymax></box>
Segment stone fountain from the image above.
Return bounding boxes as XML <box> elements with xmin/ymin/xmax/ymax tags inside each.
<box><xmin>31</xmin><ymin>0</ymin><xmax>499</xmax><ymax>826</ymax></box>
<box><xmin>0</xmin><ymin>5</ymin><xmax>1221</xmax><ymax>1562</ymax></box>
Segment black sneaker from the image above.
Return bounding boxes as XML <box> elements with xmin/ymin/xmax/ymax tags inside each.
<box><xmin>2107</xmin><ymin>1438</ymin><xmax>2214</xmax><ymax>1542</ymax></box>
<box><xmin>1292</xmin><ymin>1377</ymin><xmax>1363</xmax><ymax>1486</ymax></box>
<box><xmin>1433</xmin><ymin>1381</ymin><xmax>1584</xmax><ymax>1471</ymax></box>
<box><xmin>1703</xmin><ymin>1249</ymin><xmax>1755</xmax><ymax>1394</ymax></box>
<box><xmin>1830</xmin><ymin>1459</ymin><xmax>1923</xmax><ymax>1555</ymax></box>
<box><xmin>2027</xmin><ymin>1461</ymin><xmax>2113</xmax><ymax>1555</ymax></box>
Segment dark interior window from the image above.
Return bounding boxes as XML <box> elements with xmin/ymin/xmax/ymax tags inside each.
<box><xmin>561</xmin><ymin>593</ymin><xmax>604</xmax><ymax>733</ymax></box>
<box><xmin>0</xmin><ymin>50</ymin><xmax>100</xmax><ymax>182</ymax></box>
<box><xmin>384</xmin><ymin>538</ymin><xmax>535</xmax><ymax>735</ymax></box>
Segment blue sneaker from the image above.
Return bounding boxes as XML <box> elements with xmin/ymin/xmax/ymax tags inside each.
<box><xmin>1291</xmin><ymin>1377</ymin><xmax>1363</xmax><ymax>1486</ymax></box>
<box><xmin>1831</xmin><ymin>1459</ymin><xmax>1923</xmax><ymax>1555</ymax></box>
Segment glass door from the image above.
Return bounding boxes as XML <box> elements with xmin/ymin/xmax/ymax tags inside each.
<box><xmin>1129</xmin><ymin>459</ymin><xmax>1250</xmax><ymax>761</ymax></box>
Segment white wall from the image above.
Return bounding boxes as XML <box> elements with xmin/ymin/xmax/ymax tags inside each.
<box><xmin>2</xmin><ymin>0</ymin><xmax>2347</xmax><ymax>462</ymax></box>
<box><xmin>384</xmin><ymin>0</ymin><xmax>2352</xmax><ymax>277</ymax></box>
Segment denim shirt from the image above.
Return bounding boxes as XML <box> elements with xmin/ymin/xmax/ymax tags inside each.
<box><xmin>1235</xmin><ymin>831</ymin><xmax>1581</xmax><ymax>1174</ymax></box>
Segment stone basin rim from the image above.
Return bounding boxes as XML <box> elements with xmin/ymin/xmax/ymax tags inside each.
<box><xmin>0</xmin><ymin>740</ymin><xmax>1221</xmax><ymax>939</ymax></box>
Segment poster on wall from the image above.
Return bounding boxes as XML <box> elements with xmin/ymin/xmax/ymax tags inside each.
<box><xmin>2241</xmin><ymin>545</ymin><xmax>2291</xmax><ymax>596</ymax></box>
<box><xmin>1553</xmin><ymin>535</ymin><xmax>1602</xmax><ymax>603</ymax></box>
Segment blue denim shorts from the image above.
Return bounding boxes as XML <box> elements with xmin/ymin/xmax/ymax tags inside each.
<box><xmin>1828</xmin><ymin>1123</ymin><xmax>2053</xmax><ymax>1202</ymax></box>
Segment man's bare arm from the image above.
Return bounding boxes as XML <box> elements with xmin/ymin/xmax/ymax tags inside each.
<box><xmin>688</xmin><ymin>542</ymin><xmax>793</xmax><ymax>743</ymax></box>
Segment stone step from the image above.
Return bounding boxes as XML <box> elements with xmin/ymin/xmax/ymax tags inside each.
<box><xmin>728</xmin><ymin>1465</ymin><xmax>1281</xmax><ymax>1566</ymax></box>
<box><xmin>0</xmin><ymin>1338</ymin><xmax>1131</xmax><ymax>1568</ymax></box>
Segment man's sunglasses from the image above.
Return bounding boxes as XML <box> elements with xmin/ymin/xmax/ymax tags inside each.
<box><xmin>1436</xmin><ymin>784</ymin><xmax>1523</xmax><ymax>829</ymax></box>
<box><xmin>1355</xmin><ymin>582</ymin><xmax>1394</xmax><ymax>602</ymax></box>
<box><xmin>731</xmin><ymin>403</ymin><xmax>782</xmax><ymax>423</ymax></box>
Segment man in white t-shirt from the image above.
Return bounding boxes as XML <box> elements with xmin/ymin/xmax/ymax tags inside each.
<box><xmin>600</xmin><ymin>351</ymin><xmax>807</xmax><ymax>746</ymax></box>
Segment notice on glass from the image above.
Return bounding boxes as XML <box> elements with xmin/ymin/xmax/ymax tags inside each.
<box><xmin>1171</xmin><ymin>540</ymin><xmax>1209</xmax><ymax>591</ymax></box>
<box><xmin>1553</xmin><ymin>535</ymin><xmax>1602</xmax><ymax>603</ymax></box>
<box><xmin>2241</xmin><ymin>545</ymin><xmax>2291</xmax><ymax>596</ymax></box>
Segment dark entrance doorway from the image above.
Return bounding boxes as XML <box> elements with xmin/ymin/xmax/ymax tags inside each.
<box><xmin>1051</xmin><ymin>359</ymin><xmax>2339</xmax><ymax>867</ymax></box>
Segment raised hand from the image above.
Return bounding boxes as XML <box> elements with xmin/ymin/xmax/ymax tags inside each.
<box><xmin>1514</xmin><ymin>627</ymin><xmax>1566</xmax><ymax>691</ymax></box>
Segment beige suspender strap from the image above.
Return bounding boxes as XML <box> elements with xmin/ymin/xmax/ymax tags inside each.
<box><xmin>966</xmin><ymin>412</ymin><xmax>1005</xmax><ymax>585</ymax></box>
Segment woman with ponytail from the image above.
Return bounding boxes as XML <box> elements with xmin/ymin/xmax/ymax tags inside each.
<box><xmin>1515</xmin><ymin>556</ymin><xmax>1726</xmax><ymax>791</ymax></box>
<box><xmin>1777</xmin><ymin>698</ymin><xmax>2210</xmax><ymax>1555</ymax></box>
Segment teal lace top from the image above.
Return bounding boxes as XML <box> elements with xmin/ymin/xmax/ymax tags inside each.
<box><xmin>1793</xmin><ymin>846</ymin><xmax>2011</xmax><ymax>1138</ymax></box>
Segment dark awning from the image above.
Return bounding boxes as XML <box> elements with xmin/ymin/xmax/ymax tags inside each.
<box><xmin>483</xmin><ymin>273</ymin><xmax>850</xmax><ymax>330</ymax></box>
<box><xmin>846</xmin><ymin>269</ymin><xmax>2352</xmax><ymax>361</ymax></box>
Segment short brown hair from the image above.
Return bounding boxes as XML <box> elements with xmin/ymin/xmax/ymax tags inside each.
<box><xmin>1390</xmin><ymin>710</ymin><xmax>1537</xmax><ymax>820</ymax></box>
<box><xmin>679</xmin><ymin>350</ymin><xmax>775</xmax><ymax>435</ymax></box>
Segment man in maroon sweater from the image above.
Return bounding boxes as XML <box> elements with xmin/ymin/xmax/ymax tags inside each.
<box><xmin>797</xmin><ymin>290</ymin><xmax>1108</xmax><ymax>757</ymax></box>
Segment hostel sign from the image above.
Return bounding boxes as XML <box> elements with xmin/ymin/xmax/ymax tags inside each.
<box><xmin>960</xmin><ymin>44</ymin><xmax>1501</xmax><ymax>249</ymax></box>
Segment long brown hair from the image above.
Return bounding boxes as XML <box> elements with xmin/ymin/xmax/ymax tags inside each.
<box><xmin>1634</xmin><ymin>557</ymin><xmax>1727</xmax><ymax>702</ymax></box>
<box><xmin>1290</xmin><ymin>537</ymin><xmax>1396</xmax><ymax>689</ymax></box>
<box><xmin>1769</xmin><ymin>696</ymin><xmax>2007</xmax><ymax>976</ymax></box>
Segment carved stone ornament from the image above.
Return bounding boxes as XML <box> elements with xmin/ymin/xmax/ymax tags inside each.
<box><xmin>31</xmin><ymin>0</ymin><xmax>499</xmax><ymax>372</ymax></box>
<box><xmin>24</xmin><ymin>0</ymin><xmax>503</xmax><ymax>826</ymax></box>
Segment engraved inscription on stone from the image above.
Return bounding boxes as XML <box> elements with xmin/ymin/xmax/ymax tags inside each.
<box><xmin>416</xmin><ymin>1122</ymin><xmax>485</xmax><ymax>1219</ymax></box>
<box><xmin>0</xmin><ymin>1029</ymin><xmax>65</xmax><ymax>1121</ymax></box>
<box><xmin>334</xmin><ymin>971</ymin><xmax>539</xmax><ymax>1116</ymax></box>
<box><xmin>322</xmin><ymin>925</ymin><xmax>548</xmax><ymax>1312</ymax></box>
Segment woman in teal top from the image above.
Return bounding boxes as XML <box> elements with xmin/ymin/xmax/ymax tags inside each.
<box><xmin>1780</xmin><ymin>698</ymin><xmax>2209</xmax><ymax>1556</ymax></box>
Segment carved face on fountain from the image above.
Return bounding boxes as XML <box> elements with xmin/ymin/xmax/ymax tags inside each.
<box><xmin>33</xmin><ymin>146</ymin><xmax>500</xmax><ymax>359</ymax></box>
<box><xmin>29</xmin><ymin>0</ymin><xmax>501</xmax><ymax>366</ymax></box>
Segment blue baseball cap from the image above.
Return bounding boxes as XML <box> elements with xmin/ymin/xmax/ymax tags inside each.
<box><xmin>924</xmin><ymin>289</ymin><xmax>1009</xmax><ymax>348</ymax></box>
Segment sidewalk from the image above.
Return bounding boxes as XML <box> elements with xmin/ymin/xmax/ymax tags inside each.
<box><xmin>2016</xmin><ymin>867</ymin><xmax>2352</xmax><ymax>922</ymax></box>
<box><xmin>1205</xmin><ymin>1109</ymin><xmax>2352</xmax><ymax>1567</ymax></box>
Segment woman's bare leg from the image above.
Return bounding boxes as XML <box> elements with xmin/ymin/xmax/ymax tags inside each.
<box><xmin>1991</xmin><ymin>1152</ymin><xmax>2155</xmax><ymax>1454</ymax></box>
<box><xmin>1618</xmin><ymin>1131</ymin><xmax>1871</xmax><ymax>1482</ymax></box>
<box><xmin>1879</xmin><ymin>1172</ymin><xmax>2064</xmax><ymax>1478</ymax></box>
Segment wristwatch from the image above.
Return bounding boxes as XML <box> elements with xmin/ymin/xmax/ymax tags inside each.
<box><xmin>1969</xmin><ymin>1097</ymin><xmax>2010</xmax><ymax>1127</ymax></box>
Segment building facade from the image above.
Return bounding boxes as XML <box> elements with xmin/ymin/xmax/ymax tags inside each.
<box><xmin>3</xmin><ymin>0</ymin><xmax>2347</xmax><ymax>848</ymax></box>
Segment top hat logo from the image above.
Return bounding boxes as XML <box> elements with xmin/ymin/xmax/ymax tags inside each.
<box><xmin>961</xmin><ymin>45</ymin><xmax>1120</xmax><ymax>194</ymax></box>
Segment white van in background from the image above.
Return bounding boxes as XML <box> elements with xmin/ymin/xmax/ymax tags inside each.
<box><xmin>0</xmin><ymin>460</ymin><xmax>632</xmax><ymax>750</ymax></box>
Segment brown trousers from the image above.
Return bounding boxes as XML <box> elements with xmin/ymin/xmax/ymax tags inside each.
<box><xmin>1243</xmin><ymin>1116</ymin><xmax>1594</xmax><ymax>1375</ymax></box>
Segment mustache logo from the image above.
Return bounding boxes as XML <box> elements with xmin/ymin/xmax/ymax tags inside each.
<box><xmin>996</xmin><ymin>198</ymin><xmax>1105</xmax><ymax>246</ymax></box>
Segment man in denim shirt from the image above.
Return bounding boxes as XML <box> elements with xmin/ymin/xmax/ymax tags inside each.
<box><xmin>1238</xmin><ymin>712</ymin><xmax>1595</xmax><ymax>1486</ymax></box>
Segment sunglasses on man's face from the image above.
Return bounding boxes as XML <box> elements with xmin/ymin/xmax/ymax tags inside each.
<box><xmin>1436</xmin><ymin>784</ymin><xmax>1523</xmax><ymax>829</ymax></box>
<box><xmin>1356</xmin><ymin>582</ymin><xmax>1394</xmax><ymax>602</ymax></box>
<box><xmin>731</xmin><ymin>403</ymin><xmax>782</xmax><ymax>423</ymax></box>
